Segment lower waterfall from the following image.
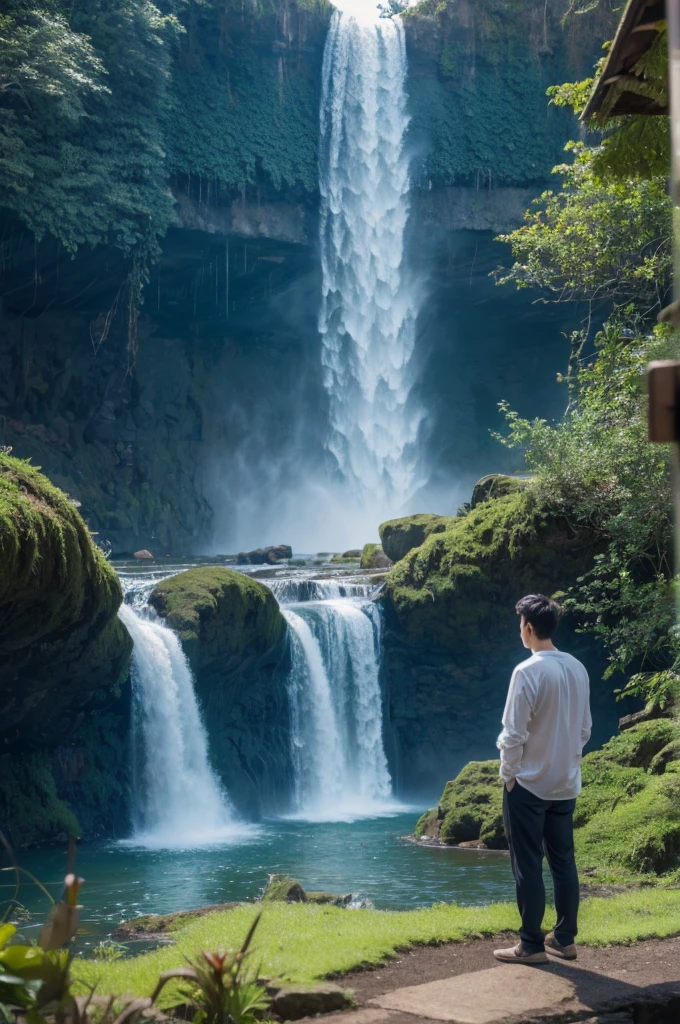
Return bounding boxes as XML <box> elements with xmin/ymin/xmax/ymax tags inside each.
<box><xmin>119</xmin><ymin>601</ymin><xmax>245</xmax><ymax>849</ymax></box>
<box><xmin>276</xmin><ymin>580</ymin><xmax>394</xmax><ymax>820</ymax></box>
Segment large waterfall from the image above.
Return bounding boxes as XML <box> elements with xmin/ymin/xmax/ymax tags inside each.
<box><xmin>119</xmin><ymin>600</ymin><xmax>246</xmax><ymax>849</ymax></box>
<box><xmin>274</xmin><ymin>579</ymin><xmax>394</xmax><ymax>820</ymax></box>
<box><xmin>319</xmin><ymin>7</ymin><xmax>422</xmax><ymax>521</ymax></box>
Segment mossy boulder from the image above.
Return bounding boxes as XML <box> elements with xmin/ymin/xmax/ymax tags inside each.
<box><xmin>470</xmin><ymin>474</ymin><xmax>528</xmax><ymax>510</ymax></box>
<box><xmin>417</xmin><ymin>720</ymin><xmax>680</xmax><ymax>878</ymax></box>
<box><xmin>360</xmin><ymin>543</ymin><xmax>392</xmax><ymax>569</ymax></box>
<box><xmin>415</xmin><ymin>761</ymin><xmax>505</xmax><ymax>849</ymax></box>
<box><xmin>379</xmin><ymin>513</ymin><xmax>454</xmax><ymax>564</ymax></box>
<box><xmin>381</xmin><ymin>489</ymin><xmax>610</xmax><ymax>793</ymax></box>
<box><xmin>262</xmin><ymin>874</ymin><xmax>353</xmax><ymax>907</ymax></box>
<box><xmin>149</xmin><ymin>566</ymin><xmax>286</xmax><ymax>678</ymax></box>
<box><xmin>0</xmin><ymin>455</ymin><xmax>133</xmax><ymax>845</ymax></box>
<box><xmin>149</xmin><ymin>567</ymin><xmax>289</xmax><ymax>817</ymax></box>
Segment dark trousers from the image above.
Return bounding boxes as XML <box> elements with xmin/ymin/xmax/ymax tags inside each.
<box><xmin>503</xmin><ymin>781</ymin><xmax>579</xmax><ymax>954</ymax></box>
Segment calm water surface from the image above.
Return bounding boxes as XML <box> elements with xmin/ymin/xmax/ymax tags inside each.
<box><xmin>4</xmin><ymin>815</ymin><xmax>514</xmax><ymax>947</ymax></box>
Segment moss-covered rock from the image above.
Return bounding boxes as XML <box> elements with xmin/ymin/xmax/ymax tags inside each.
<box><xmin>415</xmin><ymin>761</ymin><xmax>505</xmax><ymax>849</ymax></box>
<box><xmin>417</xmin><ymin>721</ymin><xmax>680</xmax><ymax>878</ymax></box>
<box><xmin>149</xmin><ymin>566</ymin><xmax>286</xmax><ymax>678</ymax></box>
<box><xmin>379</xmin><ymin>513</ymin><xmax>454</xmax><ymax>563</ymax></box>
<box><xmin>470</xmin><ymin>474</ymin><xmax>528</xmax><ymax>510</ymax></box>
<box><xmin>262</xmin><ymin>874</ymin><xmax>352</xmax><ymax>907</ymax></box>
<box><xmin>0</xmin><ymin>454</ymin><xmax>132</xmax><ymax>737</ymax></box>
<box><xmin>381</xmin><ymin>489</ymin><xmax>611</xmax><ymax>793</ymax></box>
<box><xmin>0</xmin><ymin>455</ymin><xmax>133</xmax><ymax>846</ymax></box>
<box><xmin>360</xmin><ymin>544</ymin><xmax>392</xmax><ymax>569</ymax></box>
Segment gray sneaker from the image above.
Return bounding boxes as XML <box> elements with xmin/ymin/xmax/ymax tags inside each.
<box><xmin>545</xmin><ymin>931</ymin><xmax>577</xmax><ymax>961</ymax></box>
<box><xmin>493</xmin><ymin>943</ymin><xmax>548</xmax><ymax>964</ymax></box>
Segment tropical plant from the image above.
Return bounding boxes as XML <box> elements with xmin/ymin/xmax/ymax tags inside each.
<box><xmin>495</xmin><ymin>143</ymin><xmax>672</xmax><ymax>312</ymax></box>
<box><xmin>495</xmin><ymin>314</ymin><xmax>677</xmax><ymax>688</ymax></box>
<box><xmin>153</xmin><ymin>913</ymin><xmax>269</xmax><ymax>1024</ymax></box>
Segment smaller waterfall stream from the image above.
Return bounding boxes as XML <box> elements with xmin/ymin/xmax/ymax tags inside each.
<box><xmin>273</xmin><ymin>578</ymin><xmax>394</xmax><ymax>820</ymax></box>
<box><xmin>119</xmin><ymin>600</ymin><xmax>248</xmax><ymax>849</ymax></box>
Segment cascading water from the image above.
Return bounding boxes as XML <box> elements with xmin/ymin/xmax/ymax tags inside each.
<box><xmin>272</xmin><ymin>577</ymin><xmax>394</xmax><ymax>820</ymax></box>
<box><xmin>319</xmin><ymin>6</ymin><xmax>423</xmax><ymax>520</ymax></box>
<box><xmin>119</xmin><ymin>597</ymin><xmax>248</xmax><ymax>849</ymax></box>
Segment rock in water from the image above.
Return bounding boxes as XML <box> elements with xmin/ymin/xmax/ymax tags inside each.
<box><xmin>360</xmin><ymin>543</ymin><xmax>393</xmax><ymax>569</ymax></box>
<box><xmin>148</xmin><ymin>567</ymin><xmax>286</xmax><ymax>673</ymax></box>
<box><xmin>236</xmin><ymin>544</ymin><xmax>292</xmax><ymax>565</ymax></box>
<box><xmin>133</xmin><ymin>549</ymin><xmax>154</xmax><ymax>560</ymax></box>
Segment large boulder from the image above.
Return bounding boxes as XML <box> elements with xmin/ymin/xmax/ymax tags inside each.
<box><xmin>0</xmin><ymin>455</ymin><xmax>133</xmax><ymax>845</ymax></box>
<box><xmin>470</xmin><ymin>474</ymin><xmax>528</xmax><ymax>510</ymax></box>
<box><xmin>380</xmin><ymin>488</ymin><xmax>614</xmax><ymax>795</ymax></box>
<box><xmin>148</xmin><ymin>567</ymin><xmax>290</xmax><ymax>815</ymax></box>
<box><xmin>148</xmin><ymin>566</ymin><xmax>286</xmax><ymax>678</ymax></box>
<box><xmin>379</xmin><ymin>513</ymin><xmax>454</xmax><ymax>563</ymax></box>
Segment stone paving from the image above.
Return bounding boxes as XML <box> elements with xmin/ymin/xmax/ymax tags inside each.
<box><xmin>311</xmin><ymin>937</ymin><xmax>680</xmax><ymax>1024</ymax></box>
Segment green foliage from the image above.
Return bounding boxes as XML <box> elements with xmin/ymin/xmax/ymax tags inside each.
<box><xmin>496</xmin><ymin>144</ymin><xmax>672</xmax><ymax>307</ymax></box>
<box><xmin>0</xmin><ymin>0</ymin><xmax>328</xmax><ymax>273</ymax></box>
<box><xmin>494</xmin><ymin>316</ymin><xmax>676</xmax><ymax>680</ymax></box>
<box><xmin>165</xmin><ymin>55</ymin><xmax>321</xmax><ymax>195</ymax></box>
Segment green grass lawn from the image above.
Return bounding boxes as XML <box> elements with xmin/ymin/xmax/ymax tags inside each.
<box><xmin>74</xmin><ymin>889</ymin><xmax>680</xmax><ymax>1004</ymax></box>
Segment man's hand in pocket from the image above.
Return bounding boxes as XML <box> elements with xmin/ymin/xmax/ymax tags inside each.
<box><xmin>506</xmin><ymin>779</ymin><xmax>516</xmax><ymax>792</ymax></box>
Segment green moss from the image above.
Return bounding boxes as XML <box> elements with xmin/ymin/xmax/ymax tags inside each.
<box><xmin>360</xmin><ymin>544</ymin><xmax>391</xmax><ymax>569</ymax></box>
<box><xmin>439</xmin><ymin>761</ymin><xmax>505</xmax><ymax>848</ymax></box>
<box><xmin>384</xmin><ymin>490</ymin><xmax>593</xmax><ymax>652</ymax></box>
<box><xmin>470</xmin><ymin>475</ymin><xmax>528</xmax><ymax>509</ymax></box>
<box><xmin>0</xmin><ymin>455</ymin><xmax>132</xmax><ymax>847</ymax></box>
<box><xmin>379</xmin><ymin>514</ymin><xmax>455</xmax><ymax>564</ymax></box>
<box><xmin>0</xmin><ymin>753</ymin><xmax>81</xmax><ymax>847</ymax></box>
<box><xmin>418</xmin><ymin>721</ymin><xmax>680</xmax><ymax>878</ymax></box>
<box><xmin>148</xmin><ymin>566</ymin><xmax>286</xmax><ymax>676</ymax></box>
<box><xmin>414</xmin><ymin>807</ymin><xmax>439</xmax><ymax>838</ymax></box>
<box><xmin>0</xmin><ymin>454</ymin><xmax>122</xmax><ymax>630</ymax></box>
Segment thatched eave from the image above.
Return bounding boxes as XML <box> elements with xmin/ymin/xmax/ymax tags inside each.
<box><xmin>581</xmin><ymin>0</ymin><xmax>666</xmax><ymax>121</ymax></box>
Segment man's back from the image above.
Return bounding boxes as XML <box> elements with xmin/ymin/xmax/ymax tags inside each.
<box><xmin>498</xmin><ymin>649</ymin><xmax>591</xmax><ymax>801</ymax></box>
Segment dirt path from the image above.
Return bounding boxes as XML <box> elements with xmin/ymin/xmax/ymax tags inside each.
<box><xmin>316</xmin><ymin>934</ymin><xmax>680</xmax><ymax>1024</ymax></box>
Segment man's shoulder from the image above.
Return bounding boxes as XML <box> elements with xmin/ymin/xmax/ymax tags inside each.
<box><xmin>513</xmin><ymin>654</ymin><xmax>540</xmax><ymax>676</ymax></box>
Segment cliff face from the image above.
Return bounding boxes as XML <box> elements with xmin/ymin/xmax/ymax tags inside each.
<box><xmin>0</xmin><ymin>2</ymin><xmax>614</xmax><ymax>554</ymax></box>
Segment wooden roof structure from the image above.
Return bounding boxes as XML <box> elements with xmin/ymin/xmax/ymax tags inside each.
<box><xmin>581</xmin><ymin>0</ymin><xmax>666</xmax><ymax>120</ymax></box>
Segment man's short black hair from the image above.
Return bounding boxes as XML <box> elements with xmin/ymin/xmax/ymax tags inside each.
<box><xmin>515</xmin><ymin>594</ymin><xmax>562</xmax><ymax>639</ymax></box>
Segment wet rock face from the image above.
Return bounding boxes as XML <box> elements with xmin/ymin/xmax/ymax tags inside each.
<box><xmin>148</xmin><ymin>567</ymin><xmax>292</xmax><ymax>815</ymax></box>
<box><xmin>0</xmin><ymin>456</ymin><xmax>133</xmax><ymax>845</ymax></box>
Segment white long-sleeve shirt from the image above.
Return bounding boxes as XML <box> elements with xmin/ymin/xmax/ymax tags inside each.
<box><xmin>497</xmin><ymin>649</ymin><xmax>591</xmax><ymax>801</ymax></box>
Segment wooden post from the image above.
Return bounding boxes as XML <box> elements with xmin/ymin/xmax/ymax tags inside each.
<box><xmin>647</xmin><ymin>4</ymin><xmax>680</xmax><ymax>618</ymax></box>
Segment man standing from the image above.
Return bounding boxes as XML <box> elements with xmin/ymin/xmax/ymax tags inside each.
<box><xmin>493</xmin><ymin>594</ymin><xmax>591</xmax><ymax>964</ymax></box>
